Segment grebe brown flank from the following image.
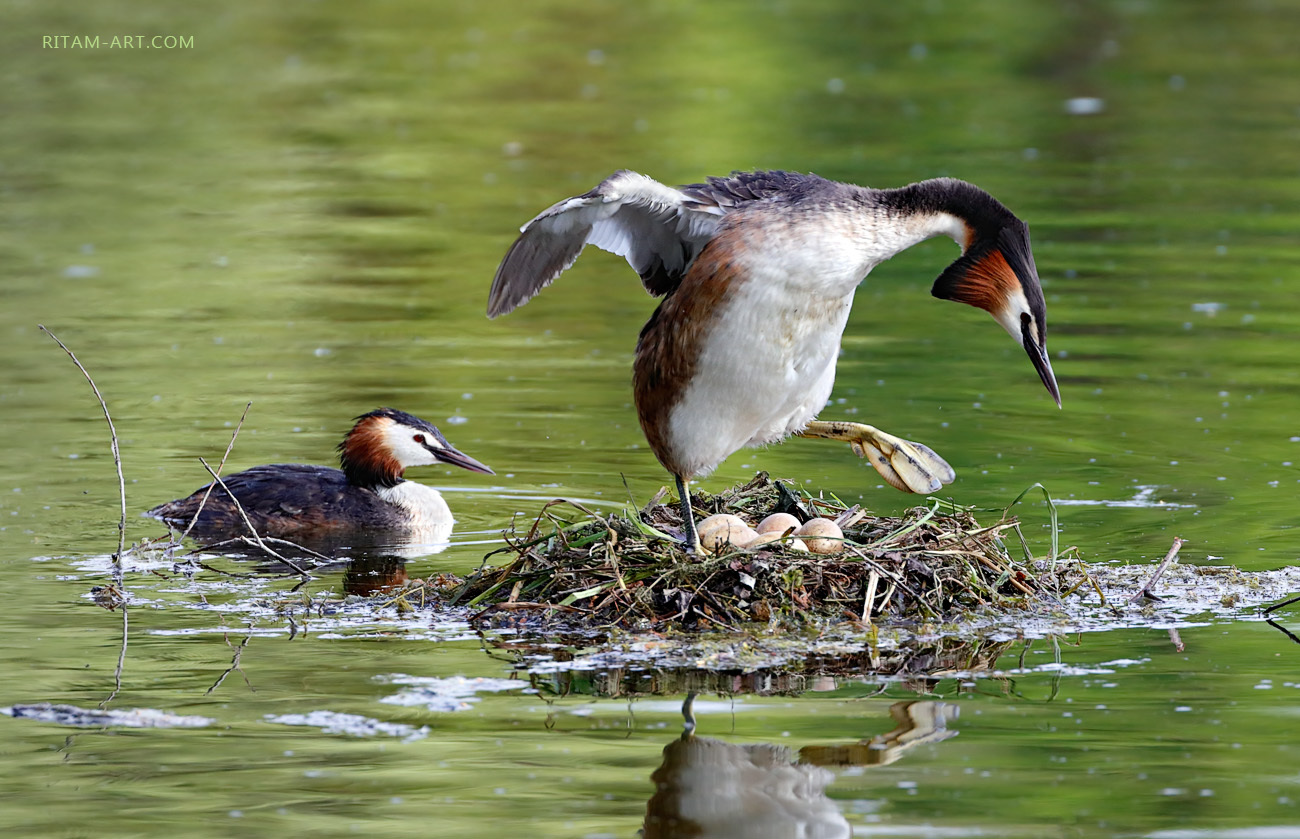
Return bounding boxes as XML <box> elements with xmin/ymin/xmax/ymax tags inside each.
<box><xmin>488</xmin><ymin>170</ymin><xmax>1060</xmax><ymax>552</ymax></box>
<box><xmin>147</xmin><ymin>408</ymin><xmax>494</xmax><ymax>538</ymax></box>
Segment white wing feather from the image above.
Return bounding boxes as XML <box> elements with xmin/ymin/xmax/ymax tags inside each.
<box><xmin>487</xmin><ymin>171</ymin><xmax>724</xmax><ymax>317</ymax></box>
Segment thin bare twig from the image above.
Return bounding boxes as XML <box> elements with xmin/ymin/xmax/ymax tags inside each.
<box><xmin>192</xmin><ymin>535</ymin><xmax>330</xmax><ymax>573</ymax></box>
<box><xmin>206</xmin><ymin>632</ymin><xmax>254</xmax><ymax>695</ymax></box>
<box><xmin>198</xmin><ymin>458</ymin><xmax>312</xmax><ymax>580</ymax></box>
<box><xmin>1263</xmin><ymin>593</ymin><xmax>1300</xmax><ymax>616</ymax></box>
<box><xmin>1265</xmin><ymin>619</ymin><xmax>1300</xmax><ymax>644</ymax></box>
<box><xmin>190</xmin><ymin>560</ymin><xmax>260</xmax><ymax>579</ymax></box>
<box><xmin>844</xmin><ymin>545</ymin><xmax>932</xmax><ymax>613</ymax></box>
<box><xmin>1129</xmin><ymin>537</ymin><xmax>1186</xmax><ymax>603</ymax></box>
<box><xmin>99</xmin><ymin>606</ymin><xmax>128</xmax><ymax>708</ymax></box>
<box><xmin>181</xmin><ymin>403</ymin><xmax>252</xmax><ymax>542</ymax></box>
<box><xmin>861</xmin><ymin>569</ymin><xmax>880</xmax><ymax>624</ymax></box>
<box><xmin>40</xmin><ymin>327</ymin><xmax>131</xmax><ymax>706</ymax></box>
<box><xmin>40</xmin><ymin>326</ymin><xmax>127</xmax><ymax>564</ymax></box>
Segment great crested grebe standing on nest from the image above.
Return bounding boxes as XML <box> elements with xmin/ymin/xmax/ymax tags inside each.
<box><xmin>148</xmin><ymin>408</ymin><xmax>494</xmax><ymax>538</ymax></box>
<box><xmin>488</xmin><ymin>170</ymin><xmax>1061</xmax><ymax>552</ymax></box>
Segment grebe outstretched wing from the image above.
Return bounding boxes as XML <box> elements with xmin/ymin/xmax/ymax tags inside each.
<box><xmin>487</xmin><ymin>170</ymin><xmax>726</xmax><ymax>317</ymax></box>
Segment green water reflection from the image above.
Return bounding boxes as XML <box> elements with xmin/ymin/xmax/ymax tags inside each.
<box><xmin>3</xmin><ymin>0</ymin><xmax>1300</xmax><ymax>836</ymax></box>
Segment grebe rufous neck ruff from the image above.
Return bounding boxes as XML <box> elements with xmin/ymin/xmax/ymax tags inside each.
<box><xmin>488</xmin><ymin>170</ymin><xmax>1060</xmax><ymax>552</ymax></box>
<box><xmin>148</xmin><ymin>408</ymin><xmax>494</xmax><ymax>538</ymax></box>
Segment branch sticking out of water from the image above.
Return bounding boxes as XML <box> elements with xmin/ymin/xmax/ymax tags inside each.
<box><xmin>39</xmin><ymin>325</ymin><xmax>132</xmax><ymax>706</ymax></box>
<box><xmin>206</xmin><ymin>632</ymin><xmax>254</xmax><ymax>696</ymax></box>
<box><xmin>197</xmin><ymin>457</ymin><xmax>314</xmax><ymax>581</ymax></box>
<box><xmin>180</xmin><ymin>402</ymin><xmax>252</xmax><ymax>543</ymax></box>
<box><xmin>101</xmin><ymin>606</ymin><xmax>129</xmax><ymax>709</ymax></box>
<box><xmin>1129</xmin><ymin>537</ymin><xmax>1186</xmax><ymax>604</ymax></box>
<box><xmin>40</xmin><ymin>325</ymin><xmax>127</xmax><ymax>565</ymax></box>
<box><xmin>1265</xmin><ymin>619</ymin><xmax>1300</xmax><ymax>644</ymax></box>
<box><xmin>1264</xmin><ymin>588</ymin><xmax>1300</xmax><ymax>617</ymax></box>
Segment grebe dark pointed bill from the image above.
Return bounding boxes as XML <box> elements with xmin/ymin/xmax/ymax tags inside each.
<box><xmin>489</xmin><ymin>170</ymin><xmax>1060</xmax><ymax>552</ymax></box>
<box><xmin>147</xmin><ymin>408</ymin><xmax>493</xmax><ymax>539</ymax></box>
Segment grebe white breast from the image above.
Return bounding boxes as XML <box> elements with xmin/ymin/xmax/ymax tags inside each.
<box><xmin>488</xmin><ymin>170</ymin><xmax>1060</xmax><ymax>551</ymax></box>
<box><xmin>148</xmin><ymin>408</ymin><xmax>493</xmax><ymax>538</ymax></box>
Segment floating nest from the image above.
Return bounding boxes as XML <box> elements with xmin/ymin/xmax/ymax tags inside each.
<box><xmin>446</xmin><ymin>473</ymin><xmax>1070</xmax><ymax>631</ymax></box>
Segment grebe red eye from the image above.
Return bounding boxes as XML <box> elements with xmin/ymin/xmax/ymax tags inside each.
<box><xmin>413</xmin><ymin>434</ymin><xmax>426</xmax><ymax>444</ymax></box>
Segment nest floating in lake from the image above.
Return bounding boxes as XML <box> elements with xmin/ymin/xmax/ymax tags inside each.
<box><xmin>449</xmin><ymin>473</ymin><xmax>1063</xmax><ymax>630</ymax></box>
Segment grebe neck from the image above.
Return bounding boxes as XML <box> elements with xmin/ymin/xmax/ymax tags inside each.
<box><xmin>338</xmin><ymin>424</ymin><xmax>405</xmax><ymax>489</ymax></box>
<box><xmin>873</xmin><ymin>178</ymin><xmax>1018</xmax><ymax>244</ymax></box>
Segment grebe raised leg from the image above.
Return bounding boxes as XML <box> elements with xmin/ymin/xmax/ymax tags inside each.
<box><xmin>796</xmin><ymin>421</ymin><xmax>956</xmax><ymax>494</ymax></box>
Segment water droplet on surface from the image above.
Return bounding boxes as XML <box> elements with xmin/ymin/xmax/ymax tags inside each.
<box><xmin>1064</xmin><ymin>97</ymin><xmax>1105</xmax><ymax>115</ymax></box>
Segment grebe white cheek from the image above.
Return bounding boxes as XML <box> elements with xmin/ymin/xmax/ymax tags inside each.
<box><xmin>489</xmin><ymin>170</ymin><xmax>1060</xmax><ymax>553</ymax></box>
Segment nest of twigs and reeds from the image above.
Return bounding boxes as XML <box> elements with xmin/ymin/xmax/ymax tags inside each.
<box><xmin>447</xmin><ymin>473</ymin><xmax>1067</xmax><ymax>631</ymax></box>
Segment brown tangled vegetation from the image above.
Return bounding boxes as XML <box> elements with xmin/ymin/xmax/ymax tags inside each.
<box><xmin>447</xmin><ymin>473</ymin><xmax>1075</xmax><ymax>631</ymax></box>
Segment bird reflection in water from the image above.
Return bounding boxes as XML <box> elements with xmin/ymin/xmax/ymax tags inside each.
<box><xmin>281</xmin><ymin>525</ymin><xmax>455</xmax><ymax>596</ymax></box>
<box><xmin>642</xmin><ymin>694</ymin><xmax>958</xmax><ymax>838</ymax></box>
<box><xmin>799</xmin><ymin>700</ymin><xmax>959</xmax><ymax>768</ymax></box>
<box><xmin>341</xmin><ymin>555</ymin><xmax>410</xmax><ymax>597</ymax></box>
<box><xmin>191</xmin><ymin>517</ymin><xmax>454</xmax><ymax>593</ymax></box>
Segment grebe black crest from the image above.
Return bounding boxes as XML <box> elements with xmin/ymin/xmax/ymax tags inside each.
<box><xmin>147</xmin><ymin>408</ymin><xmax>493</xmax><ymax>539</ymax></box>
<box><xmin>488</xmin><ymin>170</ymin><xmax>1059</xmax><ymax>552</ymax></box>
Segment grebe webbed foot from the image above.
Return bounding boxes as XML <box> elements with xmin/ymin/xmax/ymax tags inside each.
<box><xmin>798</xmin><ymin>421</ymin><xmax>956</xmax><ymax>494</ymax></box>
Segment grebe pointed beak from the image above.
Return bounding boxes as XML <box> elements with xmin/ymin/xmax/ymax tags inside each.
<box><xmin>1027</xmin><ymin>339</ymin><xmax>1061</xmax><ymax>408</ymax></box>
<box><xmin>432</xmin><ymin>443</ymin><xmax>495</xmax><ymax>475</ymax></box>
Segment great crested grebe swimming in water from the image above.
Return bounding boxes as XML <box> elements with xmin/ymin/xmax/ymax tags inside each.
<box><xmin>488</xmin><ymin>170</ymin><xmax>1060</xmax><ymax>551</ymax></box>
<box><xmin>147</xmin><ymin>408</ymin><xmax>493</xmax><ymax>538</ymax></box>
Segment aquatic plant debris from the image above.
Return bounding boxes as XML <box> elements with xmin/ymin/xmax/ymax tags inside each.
<box><xmin>376</xmin><ymin>674</ymin><xmax>526</xmax><ymax>712</ymax></box>
<box><xmin>265</xmin><ymin>710</ymin><xmax>429</xmax><ymax>741</ymax></box>
<box><xmin>2</xmin><ymin>703</ymin><xmax>214</xmax><ymax>729</ymax></box>
<box><xmin>449</xmin><ymin>473</ymin><xmax>1064</xmax><ymax>631</ymax></box>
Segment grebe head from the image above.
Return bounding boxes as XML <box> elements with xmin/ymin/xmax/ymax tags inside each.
<box><xmin>918</xmin><ymin>179</ymin><xmax>1061</xmax><ymax>407</ymax></box>
<box><xmin>339</xmin><ymin>408</ymin><xmax>494</xmax><ymax>488</ymax></box>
